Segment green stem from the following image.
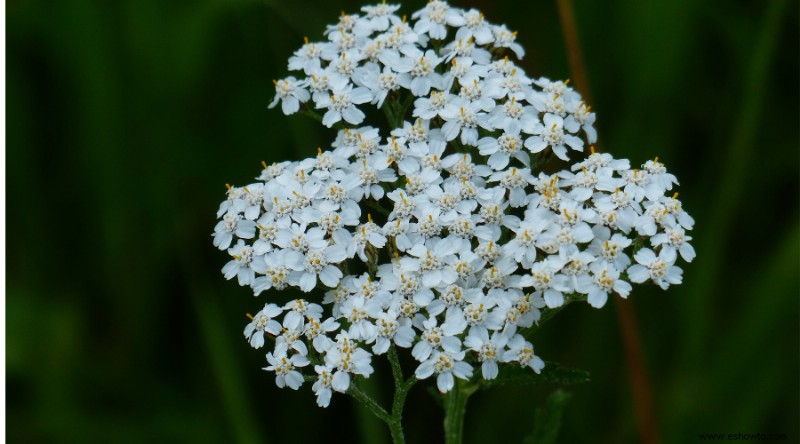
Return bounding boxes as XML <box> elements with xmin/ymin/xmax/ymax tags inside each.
<box><xmin>347</xmin><ymin>348</ymin><xmax>417</xmax><ymax>444</ymax></box>
<box><xmin>443</xmin><ymin>379</ymin><xmax>477</xmax><ymax>444</ymax></box>
<box><xmin>349</xmin><ymin>382</ymin><xmax>392</xmax><ymax>424</ymax></box>
<box><xmin>386</xmin><ymin>346</ymin><xmax>414</xmax><ymax>444</ymax></box>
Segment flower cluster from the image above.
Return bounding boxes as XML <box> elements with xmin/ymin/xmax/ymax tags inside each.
<box><xmin>214</xmin><ymin>1</ymin><xmax>694</xmax><ymax>408</ymax></box>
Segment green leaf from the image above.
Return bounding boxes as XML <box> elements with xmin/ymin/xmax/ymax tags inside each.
<box><xmin>479</xmin><ymin>362</ymin><xmax>591</xmax><ymax>390</ymax></box>
<box><xmin>523</xmin><ymin>390</ymin><xmax>573</xmax><ymax>444</ymax></box>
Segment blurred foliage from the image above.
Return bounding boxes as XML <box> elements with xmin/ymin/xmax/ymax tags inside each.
<box><xmin>6</xmin><ymin>0</ymin><xmax>799</xmax><ymax>443</ymax></box>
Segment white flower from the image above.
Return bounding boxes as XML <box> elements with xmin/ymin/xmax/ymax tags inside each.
<box><xmin>344</xmin><ymin>156</ymin><xmax>397</xmax><ymax>200</ymax></box>
<box><xmin>289</xmin><ymin>244</ymin><xmax>348</xmax><ymax>291</ymax></box>
<box><xmin>623</xmin><ymin>169</ymin><xmax>663</xmax><ymax>203</ymax></box>
<box><xmin>288</xmin><ymin>38</ymin><xmax>325</xmax><ymax>73</ymax></box>
<box><xmin>651</xmin><ymin>222</ymin><xmax>695</xmax><ymax>262</ymax></box>
<box><xmin>373</xmin><ymin>311</ymin><xmax>416</xmax><ymax>354</ymax></box>
<box><xmin>251</xmin><ymin>250</ymin><xmax>296</xmax><ymax>295</ymax></box>
<box><xmin>311</xmin><ymin>325</ymin><xmax>342</xmax><ymax>356</ymax></box>
<box><xmin>484</xmin><ymin>68</ymin><xmax>531</xmax><ymax>101</ymax></box>
<box><xmin>355</xmin><ymin>63</ymin><xmax>401</xmax><ymax>107</ymax></box>
<box><xmin>489</xmin><ymin>167</ymin><xmax>534</xmax><ymax>207</ymax></box>
<box><xmin>324</xmin><ymin>332</ymin><xmax>375</xmax><ymax>391</ymax></box>
<box><xmin>627</xmin><ymin>248</ymin><xmax>683</xmax><ymax>290</ymax></box>
<box><xmin>504</xmin><ymin>213</ymin><xmax>552</xmax><ymax>265</ymax></box>
<box><xmin>571</xmin><ymin>101</ymin><xmax>597</xmax><ymax>143</ymax></box>
<box><xmin>389</xmin><ymin>48</ymin><xmax>443</xmax><ymax>97</ymax></box>
<box><xmin>635</xmin><ymin>202</ymin><xmax>673</xmax><ymax>236</ymax></box>
<box><xmin>487</xmin><ymin>98</ymin><xmax>537</xmax><ymax>134</ymax></box>
<box><xmin>244</xmin><ymin>303</ymin><xmax>284</xmax><ymax>348</ymax></box>
<box><xmin>213</xmin><ymin>212</ymin><xmax>256</xmax><ymax>250</ymax></box>
<box><xmin>525</xmin><ymin>113</ymin><xmax>584</xmax><ymax>161</ymax></box>
<box><xmin>443</xmin><ymin>57</ymin><xmax>489</xmax><ymax>91</ymax></box>
<box><xmin>222</xmin><ymin>240</ymin><xmax>258</xmax><ymax>285</ymax></box>
<box><xmin>269</xmin><ymin>77</ymin><xmax>310</xmax><ymax>115</ymax></box>
<box><xmin>642</xmin><ymin>157</ymin><xmax>678</xmax><ymax>192</ymax></box>
<box><xmin>442</xmin><ymin>36</ymin><xmax>491</xmax><ymax>65</ymax></box>
<box><xmin>464</xmin><ymin>328</ymin><xmax>509</xmax><ymax>379</ymax></box>
<box><xmin>353</xmin><ymin>217</ymin><xmax>388</xmax><ymax>261</ymax></box>
<box><xmin>276</xmin><ymin>323</ymin><xmax>309</xmax><ymax>356</ymax></box>
<box><xmin>528</xmin><ymin>257</ymin><xmax>571</xmax><ymax>308</ymax></box>
<box><xmin>414</xmin><ymin>90</ymin><xmax>453</xmax><ymax>120</ymax></box>
<box><xmin>283</xmin><ymin>299</ymin><xmax>324</xmax><ymax>331</ymax></box>
<box><xmin>264</xmin><ymin>343</ymin><xmax>310</xmax><ymax>390</ymax></box>
<box><xmin>503</xmin><ymin>335</ymin><xmax>544</xmax><ymax>374</ymax></box>
<box><xmin>492</xmin><ymin>24</ymin><xmax>524</xmax><ymax>58</ymax></box>
<box><xmin>587</xmin><ymin>228</ymin><xmax>633</xmax><ymax>270</ymax></box>
<box><xmin>455</xmin><ymin>9</ymin><xmax>494</xmax><ymax>45</ymax></box>
<box><xmin>501</xmin><ymin>291</ymin><xmax>544</xmax><ymax>329</ymax></box>
<box><xmin>381</xmin><ymin>136</ymin><xmax>420</xmax><ymax>175</ymax></box>
<box><xmin>411</xmin><ymin>312</ymin><xmax>465</xmax><ymax>361</ymax></box>
<box><xmin>360</xmin><ymin>2</ymin><xmax>402</xmax><ymax>32</ymax></box>
<box><xmin>415</xmin><ymin>349</ymin><xmax>473</xmax><ymax>393</ymax></box>
<box><xmin>312</xmin><ymin>365</ymin><xmax>336</xmax><ymax>407</ymax></box>
<box><xmin>412</xmin><ymin>0</ymin><xmax>465</xmax><ymax>40</ymax></box>
<box><xmin>405</xmin><ymin>238</ymin><xmax>460</xmax><ymax>288</ymax></box>
<box><xmin>340</xmin><ymin>295</ymin><xmax>380</xmax><ymax>342</ymax></box>
<box><xmin>577</xmin><ymin>261</ymin><xmax>632</xmax><ymax>308</ymax></box>
<box><xmin>316</xmin><ymin>79</ymin><xmax>373</xmax><ymax>127</ymax></box>
<box><xmin>661</xmin><ymin>193</ymin><xmax>695</xmax><ymax>229</ymax></box>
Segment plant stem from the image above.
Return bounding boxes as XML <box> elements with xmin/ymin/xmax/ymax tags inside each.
<box><xmin>386</xmin><ymin>346</ymin><xmax>414</xmax><ymax>444</ymax></box>
<box><xmin>443</xmin><ymin>379</ymin><xmax>477</xmax><ymax>444</ymax></box>
<box><xmin>349</xmin><ymin>383</ymin><xmax>392</xmax><ymax>424</ymax></box>
<box><xmin>348</xmin><ymin>347</ymin><xmax>417</xmax><ymax>444</ymax></box>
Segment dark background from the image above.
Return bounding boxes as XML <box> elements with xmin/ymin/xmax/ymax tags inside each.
<box><xmin>7</xmin><ymin>0</ymin><xmax>799</xmax><ymax>442</ymax></box>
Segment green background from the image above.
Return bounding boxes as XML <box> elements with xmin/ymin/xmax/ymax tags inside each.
<box><xmin>7</xmin><ymin>0</ymin><xmax>799</xmax><ymax>442</ymax></box>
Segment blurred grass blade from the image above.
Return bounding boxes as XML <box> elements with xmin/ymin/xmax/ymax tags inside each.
<box><xmin>681</xmin><ymin>0</ymin><xmax>791</xmax><ymax>362</ymax></box>
<box><xmin>523</xmin><ymin>390</ymin><xmax>572</xmax><ymax>444</ymax></box>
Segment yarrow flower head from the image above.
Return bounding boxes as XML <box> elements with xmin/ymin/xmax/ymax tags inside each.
<box><xmin>214</xmin><ymin>1</ymin><xmax>695</xmax><ymax>416</ymax></box>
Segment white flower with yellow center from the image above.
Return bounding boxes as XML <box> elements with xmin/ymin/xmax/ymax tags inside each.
<box><xmin>464</xmin><ymin>328</ymin><xmax>509</xmax><ymax>379</ymax></box>
<box><xmin>316</xmin><ymin>80</ymin><xmax>373</xmax><ymax>127</ymax></box>
<box><xmin>651</xmin><ymin>222</ymin><xmax>695</xmax><ymax>262</ymax></box>
<box><xmin>491</xmin><ymin>24</ymin><xmax>524</xmax><ymax>58</ymax></box>
<box><xmin>577</xmin><ymin>261</ymin><xmax>632</xmax><ymax>308</ymax></box>
<box><xmin>264</xmin><ymin>343</ymin><xmax>309</xmax><ymax>390</ymax></box>
<box><xmin>415</xmin><ymin>350</ymin><xmax>473</xmax><ymax>393</ymax></box>
<box><xmin>627</xmin><ymin>248</ymin><xmax>683</xmax><ymax>290</ymax></box>
<box><xmin>269</xmin><ymin>77</ymin><xmax>310</xmax><ymax>115</ymax></box>
<box><xmin>503</xmin><ymin>335</ymin><xmax>544</xmax><ymax>374</ymax></box>
<box><xmin>244</xmin><ymin>303</ymin><xmax>284</xmax><ymax>348</ymax></box>
<box><xmin>222</xmin><ymin>240</ymin><xmax>257</xmax><ymax>285</ymax></box>
<box><xmin>525</xmin><ymin>113</ymin><xmax>584</xmax><ymax>161</ymax></box>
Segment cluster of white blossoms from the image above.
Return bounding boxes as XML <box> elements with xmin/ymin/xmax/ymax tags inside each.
<box><xmin>214</xmin><ymin>1</ymin><xmax>695</xmax><ymax>408</ymax></box>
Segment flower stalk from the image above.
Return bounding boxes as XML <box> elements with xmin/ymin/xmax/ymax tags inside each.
<box><xmin>443</xmin><ymin>379</ymin><xmax>478</xmax><ymax>444</ymax></box>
